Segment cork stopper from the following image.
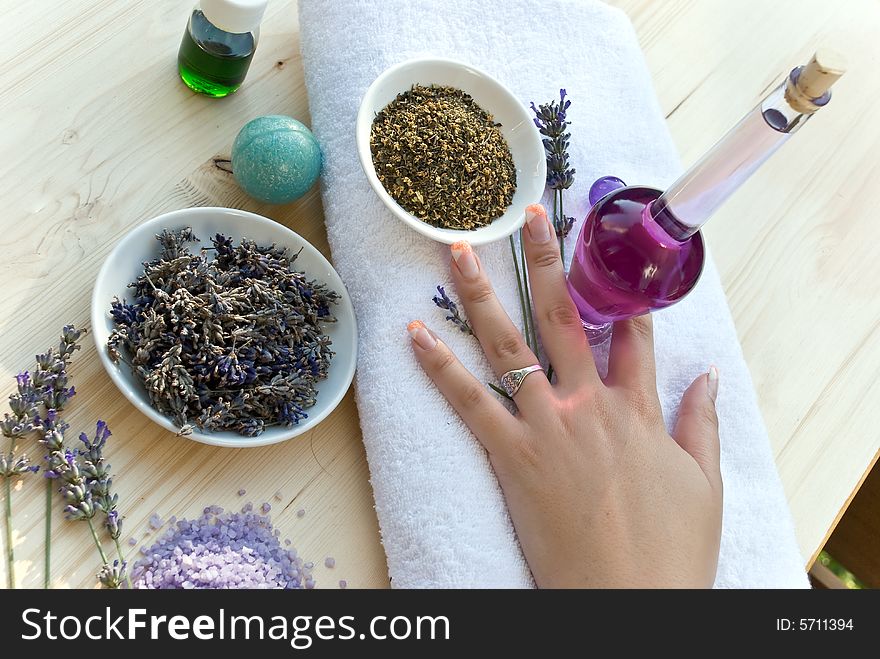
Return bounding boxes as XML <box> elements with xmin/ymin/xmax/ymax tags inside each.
<box><xmin>785</xmin><ymin>49</ymin><xmax>846</xmax><ymax>113</ymax></box>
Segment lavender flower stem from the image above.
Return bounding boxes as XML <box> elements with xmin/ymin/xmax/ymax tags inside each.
<box><xmin>44</xmin><ymin>480</ymin><xmax>52</xmax><ymax>588</ymax></box>
<box><xmin>4</xmin><ymin>475</ymin><xmax>13</xmax><ymax>589</ymax></box>
<box><xmin>112</xmin><ymin>536</ymin><xmax>133</xmax><ymax>589</ymax></box>
<box><xmin>553</xmin><ymin>187</ymin><xmax>559</xmax><ymax>235</ymax></box>
<box><xmin>86</xmin><ymin>517</ymin><xmax>110</xmax><ymax>566</ymax></box>
<box><xmin>509</xmin><ymin>235</ymin><xmax>533</xmax><ymax>350</ymax></box>
<box><xmin>558</xmin><ymin>189</ymin><xmax>566</xmax><ymax>263</ymax></box>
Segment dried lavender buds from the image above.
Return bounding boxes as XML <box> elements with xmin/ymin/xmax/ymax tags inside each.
<box><xmin>107</xmin><ymin>228</ymin><xmax>339</xmax><ymax>437</ymax></box>
<box><xmin>370</xmin><ymin>84</ymin><xmax>517</xmax><ymax>230</ymax></box>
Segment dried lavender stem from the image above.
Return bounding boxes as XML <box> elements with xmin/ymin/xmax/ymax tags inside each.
<box><xmin>558</xmin><ymin>189</ymin><xmax>566</xmax><ymax>263</ymax></box>
<box><xmin>86</xmin><ymin>517</ymin><xmax>110</xmax><ymax>566</ymax></box>
<box><xmin>509</xmin><ymin>235</ymin><xmax>532</xmax><ymax>350</ymax></box>
<box><xmin>4</xmin><ymin>474</ymin><xmax>13</xmax><ymax>589</ymax></box>
<box><xmin>112</xmin><ymin>536</ymin><xmax>133</xmax><ymax>589</ymax></box>
<box><xmin>44</xmin><ymin>480</ymin><xmax>52</xmax><ymax>588</ymax></box>
<box><xmin>553</xmin><ymin>187</ymin><xmax>559</xmax><ymax>239</ymax></box>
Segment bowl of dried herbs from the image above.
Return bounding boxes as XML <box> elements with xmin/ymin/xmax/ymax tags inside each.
<box><xmin>91</xmin><ymin>207</ymin><xmax>358</xmax><ymax>447</ymax></box>
<box><xmin>357</xmin><ymin>57</ymin><xmax>547</xmax><ymax>246</ymax></box>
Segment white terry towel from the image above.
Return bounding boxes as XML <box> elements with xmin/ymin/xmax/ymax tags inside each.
<box><xmin>298</xmin><ymin>0</ymin><xmax>810</xmax><ymax>588</ymax></box>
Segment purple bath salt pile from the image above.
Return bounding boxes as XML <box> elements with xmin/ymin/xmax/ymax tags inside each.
<box><xmin>130</xmin><ymin>505</ymin><xmax>313</xmax><ymax>589</ymax></box>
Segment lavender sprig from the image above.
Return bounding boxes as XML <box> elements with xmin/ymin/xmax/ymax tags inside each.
<box><xmin>48</xmin><ymin>421</ymin><xmax>130</xmax><ymax>589</ymax></box>
<box><xmin>432</xmin><ymin>286</ymin><xmax>473</xmax><ymax>335</ymax></box>
<box><xmin>531</xmin><ymin>89</ymin><xmax>575</xmax><ymax>192</ymax></box>
<box><xmin>2</xmin><ymin>369</ymin><xmax>42</xmax><ymax>589</ymax></box>
<box><xmin>1</xmin><ymin>325</ymin><xmax>85</xmax><ymax>588</ymax></box>
<box><xmin>98</xmin><ymin>559</ymin><xmax>127</xmax><ymax>589</ymax></box>
<box><xmin>33</xmin><ymin>325</ymin><xmax>84</xmax><ymax>588</ymax></box>
<box><xmin>531</xmin><ymin>89</ymin><xmax>576</xmax><ymax>260</ymax></box>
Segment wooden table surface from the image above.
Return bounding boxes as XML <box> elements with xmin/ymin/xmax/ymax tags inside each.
<box><xmin>1</xmin><ymin>0</ymin><xmax>877</xmax><ymax>588</ymax></box>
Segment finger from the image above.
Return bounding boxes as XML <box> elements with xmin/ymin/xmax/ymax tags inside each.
<box><xmin>672</xmin><ymin>366</ymin><xmax>722</xmax><ymax>490</ymax></box>
<box><xmin>449</xmin><ymin>241</ymin><xmax>552</xmax><ymax>412</ymax></box>
<box><xmin>606</xmin><ymin>315</ymin><xmax>659</xmax><ymax>398</ymax></box>
<box><xmin>407</xmin><ymin>320</ymin><xmax>522</xmax><ymax>455</ymax></box>
<box><xmin>522</xmin><ymin>203</ymin><xmax>596</xmax><ymax>387</ymax></box>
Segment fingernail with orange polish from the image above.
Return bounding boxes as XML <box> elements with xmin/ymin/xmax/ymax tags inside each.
<box><xmin>450</xmin><ymin>240</ymin><xmax>479</xmax><ymax>279</ymax></box>
<box><xmin>525</xmin><ymin>203</ymin><xmax>551</xmax><ymax>243</ymax></box>
<box><xmin>407</xmin><ymin>320</ymin><xmax>437</xmax><ymax>350</ymax></box>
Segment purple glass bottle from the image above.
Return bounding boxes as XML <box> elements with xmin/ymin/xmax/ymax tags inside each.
<box><xmin>567</xmin><ymin>185</ymin><xmax>704</xmax><ymax>344</ymax></box>
<box><xmin>568</xmin><ymin>51</ymin><xmax>844</xmax><ymax>345</ymax></box>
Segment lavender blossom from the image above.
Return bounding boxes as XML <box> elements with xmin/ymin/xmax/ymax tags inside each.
<box><xmin>2</xmin><ymin>372</ymin><xmax>38</xmax><ymax>440</ymax></box>
<box><xmin>558</xmin><ymin>215</ymin><xmax>576</xmax><ymax>239</ymax></box>
<box><xmin>105</xmin><ymin>510</ymin><xmax>122</xmax><ymax>540</ymax></box>
<box><xmin>432</xmin><ymin>286</ymin><xmax>473</xmax><ymax>335</ymax></box>
<box><xmin>55</xmin><ymin>449</ymin><xmax>96</xmax><ymax>521</ymax></box>
<box><xmin>39</xmin><ymin>412</ymin><xmax>68</xmax><ymax>479</ymax></box>
<box><xmin>98</xmin><ymin>560</ymin><xmax>128</xmax><ymax>589</ymax></box>
<box><xmin>531</xmin><ymin>89</ymin><xmax>577</xmax><ymax>260</ymax></box>
<box><xmin>0</xmin><ymin>452</ymin><xmax>39</xmax><ymax>477</ymax></box>
<box><xmin>531</xmin><ymin>89</ymin><xmax>576</xmax><ymax>192</ymax></box>
<box><xmin>78</xmin><ymin>421</ymin><xmax>122</xmax><ymax>540</ymax></box>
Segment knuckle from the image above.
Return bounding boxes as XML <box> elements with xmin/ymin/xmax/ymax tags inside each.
<box><xmin>458</xmin><ymin>382</ymin><xmax>486</xmax><ymax>409</ymax></box>
<box><xmin>698</xmin><ymin>401</ymin><xmax>719</xmax><ymax>429</ymax></box>
<box><xmin>531</xmin><ymin>245</ymin><xmax>560</xmax><ymax>270</ymax></box>
<box><xmin>627</xmin><ymin>315</ymin><xmax>654</xmax><ymax>343</ymax></box>
<box><xmin>543</xmin><ymin>301</ymin><xmax>582</xmax><ymax>331</ymax></box>
<box><xmin>491</xmin><ymin>330</ymin><xmax>528</xmax><ymax>362</ymax></box>
<box><xmin>681</xmin><ymin>401</ymin><xmax>718</xmax><ymax>430</ymax></box>
<box><xmin>431</xmin><ymin>349</ymin><xmax>458</xmax><ymax>375</ymax></box>
<box><xmin>629</xmin><ymin>389</ymin><xmax>662</xmax><ymax>423</ymax></box>
<box><xmin>465</xmin><ymin>282</ymin><xmax>495</xmax><ymax>306</ymax></box>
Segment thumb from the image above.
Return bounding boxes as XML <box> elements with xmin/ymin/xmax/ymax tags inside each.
<box><xmin>672</xmin><ymin>366</ymin><xmax>722</xmax><ymax>488</ymax></box>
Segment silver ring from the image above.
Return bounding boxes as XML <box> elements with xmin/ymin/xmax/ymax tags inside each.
<box><xmin>499</xmin><ymin>364</ymin><xmax>544</xmax><ymax>397</ymax></box>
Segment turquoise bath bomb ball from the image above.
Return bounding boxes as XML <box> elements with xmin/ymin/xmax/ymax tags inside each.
<box><xmin>231</xmin><ymin>115</ymin><xmax>323</xmax><ymax>204</ymax></box>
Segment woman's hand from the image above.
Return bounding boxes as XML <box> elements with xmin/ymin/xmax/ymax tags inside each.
<box><xmin>407</xmin><ymin>204</ymin><xmax>722</xmax><ymax>588</ymax></box>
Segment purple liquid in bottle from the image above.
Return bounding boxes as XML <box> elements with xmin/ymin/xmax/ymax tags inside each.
<box><xmin>567</xmin><ymin>186</ymin><xmax>704</xmax><ymax>338</ymax></box>
<box><xmin>566</xmin><ymin>56</ymin><xmax>840</xmax><ymax>345</ymax></box>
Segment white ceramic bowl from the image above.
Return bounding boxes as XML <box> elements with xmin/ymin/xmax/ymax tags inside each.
<box><xmin>91</xmin><ymin>207</ymin><xmax>358</xmax><ymax>448</ymax></box>
<box><xmin>356</xmin><ymin>57</ymin><xmax>547</xmax><ymax>246</ymax></box>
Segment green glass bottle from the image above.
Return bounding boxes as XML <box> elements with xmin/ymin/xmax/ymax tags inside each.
<box><xmin>178</xmin><ymin>0</ymin><xmax>268</xmax><ymax>98</ymax></box>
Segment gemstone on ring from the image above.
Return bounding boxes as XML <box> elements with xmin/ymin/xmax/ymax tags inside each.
<box><xmin>499</xmin><ymin>364</ymin><xmax>544</xmax><ymax>397</ymax></box>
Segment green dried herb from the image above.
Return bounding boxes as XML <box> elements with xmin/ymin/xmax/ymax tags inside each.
<box><xmin>370</xmin><ymin>84</ymin><xmax>517</xmax><ymax>231</ymax></box>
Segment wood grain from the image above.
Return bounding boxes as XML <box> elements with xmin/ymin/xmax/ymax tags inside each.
<box><xmin>0</xmin><ymin>0</ymin><xmax>876</xmax><ymax>588</ymax></box>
